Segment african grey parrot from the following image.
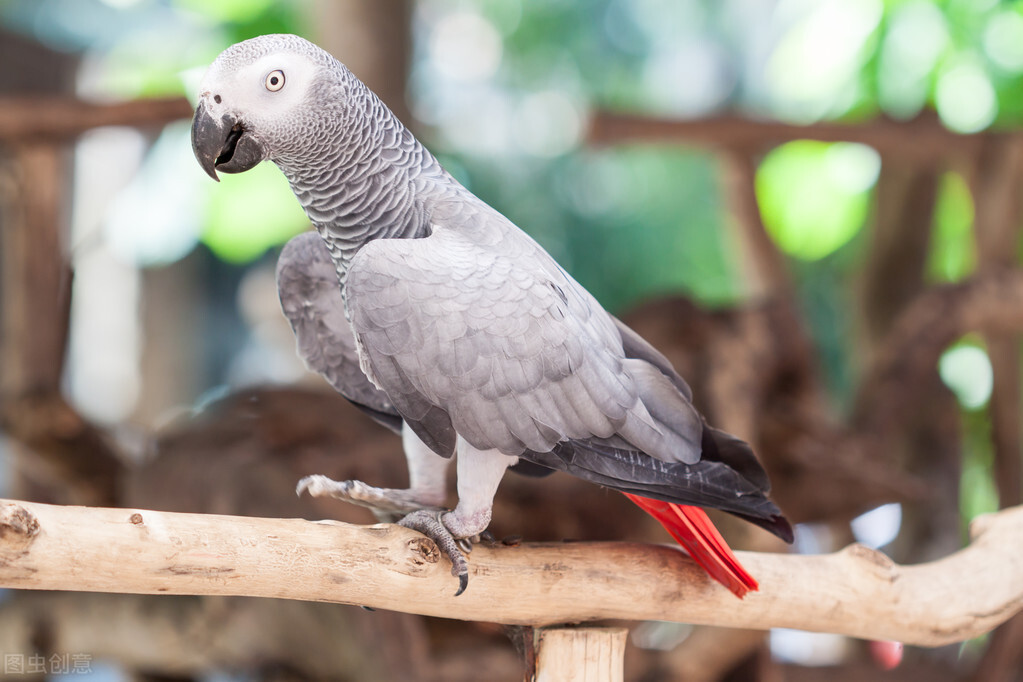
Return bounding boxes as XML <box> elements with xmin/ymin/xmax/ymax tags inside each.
<box><xmin>191</xmin><ymin>33</ymin><xmax>792</xmax><ymax>597</ymax></box>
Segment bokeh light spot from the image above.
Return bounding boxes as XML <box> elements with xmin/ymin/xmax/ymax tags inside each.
<box><xmin>755</xmin><ymin>141</ymin><xmax>879</xmax><ymax>261</ymax></box>
<box><xmin>935</xmin><ymin>58</ymin><xmax>998</xmax><ymax>133</ymax></box>
<box><xmin>983</xmin><ymin>9</ymin><xmax>1023</xmax><ymax>73</ymax></box>
<box><xmin>429</xmin><ymin>10</ymin><xmax>503</xmax><ymax>83</ymax></box>
<box><xmin>939</xmin><ymin>343</ymin><xmax>993</xmax><ymax>410</ymax></box>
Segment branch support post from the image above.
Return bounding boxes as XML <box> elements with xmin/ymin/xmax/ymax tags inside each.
<box><xmin>533</xmin><ymin>627</ymin><xmax>627</xmax><ymax>682</ymax></box>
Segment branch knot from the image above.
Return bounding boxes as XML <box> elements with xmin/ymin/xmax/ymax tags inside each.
<box><xmin>0</xmin><ymin>503</ymin><xmax>39</xmax><ymax>555</ymax></box>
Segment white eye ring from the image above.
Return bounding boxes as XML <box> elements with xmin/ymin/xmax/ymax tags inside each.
<box><xmin>265</xmin><ymin>70</ymin><xmax>285</xmax><ymax>92</ymax></box>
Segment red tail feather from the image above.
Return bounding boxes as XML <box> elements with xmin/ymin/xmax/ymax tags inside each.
<box><xmin>623</xmin><ymin>493</ymin><xmax>758</xmax><ymax>598</ymax></box>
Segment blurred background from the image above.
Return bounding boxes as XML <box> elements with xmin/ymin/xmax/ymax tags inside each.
<box><xmin>0</xmin><ymin>0</ymin><xmax>1021</xmax><ymax>680</ymax></box>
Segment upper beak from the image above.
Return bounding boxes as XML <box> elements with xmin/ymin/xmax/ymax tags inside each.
<box><xmin>191</xmin><ymin>99</ymin><xmax>227</xmax><ymax>181</ymax></box>
<box><xmin>191</xmin><ymin>98</ymin><xmax>265</xmax><ymax>181</ymax></box>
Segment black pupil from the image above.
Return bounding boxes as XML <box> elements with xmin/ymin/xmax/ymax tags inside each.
<box><xmin>270</xmin><ymin>76</ymin><xmax>279</xmax><ymax>85</ymax></box>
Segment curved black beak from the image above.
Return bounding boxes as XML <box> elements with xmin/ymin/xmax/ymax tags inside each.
<box><xmin>191</xmin><ymin>99</ymin><xmax>265</xmax><ymax>181</ymax></box>
<box><xmin>191</xmin><ymin>100</ymin><xmax>226</xmax><ymax>181</ymax></box>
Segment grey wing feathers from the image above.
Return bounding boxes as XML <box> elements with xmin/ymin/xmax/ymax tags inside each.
<box><xmin>276</xmin><ymin>231</ymin><xmax>403</xmax><ymax>433</ymax></box>
<box><xmin>345</xmin><ymin>212</ymin><xmax>704</xmax><ymax>465</ymax></box>
<box><xmin>613</xmin><ymin>316</ymin><xmax>693</xmax><ymax>401</ymax></box>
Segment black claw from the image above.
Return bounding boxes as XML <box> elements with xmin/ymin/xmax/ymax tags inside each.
<box><xmin>399</xmin><ymin>510</ymin><xmax>471</xmax><ymax>596</ymax></box>
<box><xmin>501</xmin><ymin>534</ymin><xmax>522</xmax><ymax>547</ymax></box>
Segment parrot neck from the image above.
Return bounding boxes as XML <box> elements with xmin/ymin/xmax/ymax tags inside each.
<box><xmin>274</xmin><ymin>79</ymin><xmax>458</xmax><ymax>286</ymax></box>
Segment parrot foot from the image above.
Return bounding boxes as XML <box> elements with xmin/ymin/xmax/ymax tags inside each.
<box><xmin>296</xmin><ymin>474</ymin><xmax>443</xmax><ymax>522</ymax></box>
<box><xmin>398</xmin><ymin>509</ymin><xmax>471</xmax><ymax>596</ymax></box>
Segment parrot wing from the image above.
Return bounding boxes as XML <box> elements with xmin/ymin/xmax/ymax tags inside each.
<box><xmin>276</xmin><ymin>231</ymin><xmax>403</xmax><ymax>433</ymax></box>
<box><xmin>344</xmin><ymin>199</ymin><xmax>709</xmax><ymax>463</ymax></box>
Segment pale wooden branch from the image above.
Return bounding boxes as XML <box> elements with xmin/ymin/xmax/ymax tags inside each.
<box><xmin>0</xmin><ymin>498</ymin><xmax>1019</xmax><ymax>647</ymax></box>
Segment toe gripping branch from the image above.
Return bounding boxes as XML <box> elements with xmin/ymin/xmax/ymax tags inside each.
<box><xmin>399</xmin><ymin>510</ymin><xmax>470</xmax><ymax>596</ymax></box>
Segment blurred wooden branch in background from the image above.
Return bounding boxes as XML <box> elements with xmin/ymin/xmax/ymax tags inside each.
<box><xmin>588</xmin><ymin>109</ymin><xmax>989</xmax><ymax>162</ymax></box>
<box><xmin>0</xmin><ymin>498</ymin><xmax>1019</xmax><ymax>647</ymax></box>
<box><xmin>855</xmin><ymin>269</ymin><xmax>1023</xmax><ymax>435</ymax></box>
<box><xmin>0</xmin><ymin>95</ymin><xmax>192</xmax><ymax>142</ymax></box>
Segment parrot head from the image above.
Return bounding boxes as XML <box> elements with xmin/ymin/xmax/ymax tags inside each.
<box><xmin>191</xmin><ymin>34</ymin><xmax>342</xmax><ymax>181</ymax></box>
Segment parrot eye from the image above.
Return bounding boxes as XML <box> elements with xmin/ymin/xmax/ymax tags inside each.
<box><xmin>265</xmin><ymin>70</ymin><xmax>285</xmax><ymax>92</ymax></box>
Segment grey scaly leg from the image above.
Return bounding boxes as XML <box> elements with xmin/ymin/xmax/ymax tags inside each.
<box><xmin>399</xmin><ymin>440</ymin><xmax>517</xmax><ymax>595</ymax></box>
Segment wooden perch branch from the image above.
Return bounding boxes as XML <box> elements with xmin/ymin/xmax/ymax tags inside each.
<box><xmin>0</xmin><ymin>499</ymin><xmax>1019</xmax><ymax>647</ymax></box>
